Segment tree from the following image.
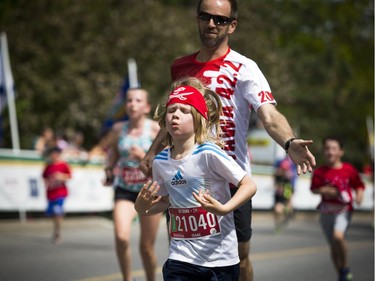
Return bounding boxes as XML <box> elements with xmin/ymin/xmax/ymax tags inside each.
<box><xmin>0</xmin><ymin>0</ymin><xmax>373</xmax><ymax>169</ymax></box>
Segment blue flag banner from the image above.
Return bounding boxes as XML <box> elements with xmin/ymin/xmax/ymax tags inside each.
<box><xmin>0</xmin><ymin>32</ymin><xmax>20</xmax><ymax>150</ymax></box>
<box><xmin>0</xmin><ymin>39</ymin><xmax>8</xmax><ymax>114</ymax></box>
<box><xmin>103</xmin><ymin>77</ymin><xmax>129</xmax><ymax>130</ymax></box>
<box><xmin>102</xmin><ymin>58</ymin><xmax>140</xmax><ymax>132</ymax></box>
<box><xmin>0</xmin><ymin>35</ymin><xmax>6</xmax><ymax>147</ymax></box>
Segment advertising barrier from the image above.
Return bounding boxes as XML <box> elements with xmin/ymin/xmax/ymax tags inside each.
<box><xmin>0</xmin><ymin>150</ymin><xmax>373</xmax><ymax>214</ymax></box>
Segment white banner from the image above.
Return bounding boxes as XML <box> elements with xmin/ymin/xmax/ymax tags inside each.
<box><xmin>251</xmin><ymin>172</ymin><xmax>374</xmax><ymax>211</ymax></box>
<box><xmin>0</xmin><ymin>159</ymin><xmax>113</xmax><ymax>212</ymax></box>
<box><xmin>0</xmin><ymin>152</ymin><xmax>373</xmax><ymax>212</ymax></box>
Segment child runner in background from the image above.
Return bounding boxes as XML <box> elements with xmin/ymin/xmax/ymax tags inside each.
<box><xmin>42</xmin><ymin>146</ymin><xmax>72</xmax><ymax>244</ymax></box>
<box><xmin>273</xmin><ymin>154</ymin><xmax>297</xmax><ymax>233</ymax></box>
<box><xmin>310</xmin><ymin>136</ymin><xmax>365</xmax><ymax>281</ymax></box>
<box><xmin>135</xmin><ymin>77</ymin><xmax>257</xmax><ymax>281</ymax></box>
<box><xmin>103</xmin><ymin>88</ymin><xmax>161</xmax><ymax>281</ymax></box>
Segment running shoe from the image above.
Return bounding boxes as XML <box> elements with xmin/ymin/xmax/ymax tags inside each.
<box><xmin>338</xmin><ymin>267</ymin><xmax>353</xmax><ymax>281</ymax></box>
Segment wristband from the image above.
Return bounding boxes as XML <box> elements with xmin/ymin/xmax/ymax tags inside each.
<box><xmin>104</xmin><ymin>167</ymin><xmax>114</xmax><ymax>185</ymax></box>
<box><xmin>284</xmin><ymin>138</ymin><xmax>296</xmax><ymax>153</ymax></box>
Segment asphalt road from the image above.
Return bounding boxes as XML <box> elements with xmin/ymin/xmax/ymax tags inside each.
<box><xmin>0</xmin><ymin>211</ymin><xmax>373</xmax><ymax>281</ymax></box>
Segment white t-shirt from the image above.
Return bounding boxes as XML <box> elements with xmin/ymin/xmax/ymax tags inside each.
<box><xmin>171</xmin><ymin>48</ymin><xmax>276</xmax><ymax>175</ymax></box>
<box><xmin>153</xmin><ymin>142</ymin><xmax>247</xmax><ymax>267</ymax></box>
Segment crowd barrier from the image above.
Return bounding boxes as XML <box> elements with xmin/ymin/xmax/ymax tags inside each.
<box><xmin>0</xmin><ymin>149</ymin><xmax>373</xmax><ymax>217</ymax></box>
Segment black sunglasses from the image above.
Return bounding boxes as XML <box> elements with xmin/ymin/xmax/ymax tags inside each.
<box><xmin>198</xmin><ymin>12</ymin><xmax>234</xmax><ymax>26</ymax></box>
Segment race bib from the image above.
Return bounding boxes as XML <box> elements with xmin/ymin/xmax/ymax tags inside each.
<box><xmin>169</xmin><ymin>206</ymin><xmax>221</xmax><ymax>240</ymax></box>
<box><xmin>121</xmin><ymin>167</ymin><xmax>148</xmax><ymax>184</ymax></box>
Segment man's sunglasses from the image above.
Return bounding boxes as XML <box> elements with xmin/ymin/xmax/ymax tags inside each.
<box><xmin>198</xmin><ymin>12</ymin><xmax>234</xmax><ymax>26</ymax></box>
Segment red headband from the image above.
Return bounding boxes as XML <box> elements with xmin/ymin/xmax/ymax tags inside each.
<box><xmin>166</xmin><ymin>85</ymin><xmax>208</xmax><ymax>120</ymax></box>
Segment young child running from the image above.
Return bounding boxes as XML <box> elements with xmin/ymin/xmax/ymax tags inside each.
<box><xmin>273</xmin><ymin>155</ymin><xmax>297</xmax><ymax>233</ymax></box>
<box><xmin>135</xmin><ymin>77</ymin><xmax>257</xmax><ymax>281</ymax></box>
<box><xmin>42</xmin><ymin>146</ymin><xmax>72</xmax><ymax>244</ymax></box>
<box><xmin>310</xmin><ymin>136</ymin><xmax>365</xmax><ymax>281</ymax></box>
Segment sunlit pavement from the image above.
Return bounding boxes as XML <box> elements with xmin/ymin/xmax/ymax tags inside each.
<box><xmin>0</xmin><ymin>211</ymin><xmax>373</xmax><ymax>281</ymax></box>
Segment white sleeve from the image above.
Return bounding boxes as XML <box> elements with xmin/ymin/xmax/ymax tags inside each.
<box><xmin>152</xmin><ymin>163</ymin><xmax>169</xmax><ymax>196</ymax></box>
<box><xmin>207</xmin><ymin>150</ymin><xmax>247</xmax><ymax>186</ymax></box>
<box><xmin>238</xmin><ymin>60</ymin><xmax>276</xmax><ymax>112</ymax></box>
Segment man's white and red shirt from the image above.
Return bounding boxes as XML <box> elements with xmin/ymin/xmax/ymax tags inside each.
<box><xmin>171</xmin><ymin>48</ymin><xmax>276</xmax><ymax>175</ymax></box>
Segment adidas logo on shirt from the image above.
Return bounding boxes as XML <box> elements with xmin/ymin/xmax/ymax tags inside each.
<box><xmin>171</xmin><ymin>170</ymin><xmax>187</xmax><ymax>185</ymax></box>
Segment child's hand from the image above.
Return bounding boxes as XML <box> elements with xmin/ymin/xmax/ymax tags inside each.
<box><xmin>53</xmin><ymin>172</ymin><xmax>68</xmax><ymax>181</ymax></box>
<box><xmin>193</xmin><ymin>188</ymin><xmax>227</xmax><ymax>216</ymax></box>
<box><xmin>354</xmin><ymin>189</ymin><xmax>364</xmax><ymax>206</ymax></box>
<box><xmin>135</xmin><ymin>180</ymin><xmax>161</xmax><ymax>214</ymax></box>
<box><xmin>320</xmin><ymin>185</ymin><xmax>339</xmax><ymax>199</ymax></box>
<box><xmin>103</xmin><ymin>168</ymin><xmax>114</xmax><ymax>186</ymax></box>
<box><xmin>129</xmin><ymin>145</ymin><xmax>145</xmax><ymax>161</ymax></box>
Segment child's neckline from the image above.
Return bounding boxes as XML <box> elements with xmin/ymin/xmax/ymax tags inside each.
<box><xmin>169</xmin><ymin>144</ymin><xmax>197</xmax><ymax>160</ymax></box>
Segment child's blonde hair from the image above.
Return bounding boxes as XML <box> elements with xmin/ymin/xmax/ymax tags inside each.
<box><xmin>154</xmin><ymin>77</ymin><xmax>223</xmax><ymax>147</ymax></box>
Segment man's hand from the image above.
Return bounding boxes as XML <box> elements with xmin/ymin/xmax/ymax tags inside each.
<box><xmin>288</xmin><ymin>139</ymin><xmax>316</xmax><ymax>175</ymax></box>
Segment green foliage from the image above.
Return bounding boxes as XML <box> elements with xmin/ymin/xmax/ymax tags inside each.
<box><xmin>267</xmin><ymin>0</ymin><xmax>374</xmax><ymax>167</ymax></box>
<box><xmin>0</xmin><ymin>0</ymin><xmax>373</xmax><ymax>169</ymax></box>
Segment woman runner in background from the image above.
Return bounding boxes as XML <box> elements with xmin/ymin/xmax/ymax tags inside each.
<box><xmin>104</xmin><ymin>88</ymin><xmax>161</xmax><ymax>281</ymax></box>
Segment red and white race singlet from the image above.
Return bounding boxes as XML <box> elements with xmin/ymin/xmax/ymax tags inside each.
<box><xmin>169</xmin><ymin>206</ymin><xmax>221</xmax><ymax>239</ymax></box>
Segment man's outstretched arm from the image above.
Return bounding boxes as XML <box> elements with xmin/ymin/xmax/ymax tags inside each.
<box><xmin>257</xmin><ymin>104</ymin><xmax>316</xmax><ymax>174</ymax></box>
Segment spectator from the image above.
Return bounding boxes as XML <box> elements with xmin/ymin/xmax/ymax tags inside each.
<box><xmin>87</xmin><ymin>130</ymin><xmax>111</xmax><ymax>164</ymax></box>
<box><xmin>34</xmin><ymin>127</ymin><xmax>55</xmax><ymax>156</ymax></box>
<box><xmin>55</xmin><ymin>130</ymin><xmax>69</xmax><ymax>151</ymax></box>
<box><xmin>62</xmin><ymin>131</ymin><xmax>88</xmax><ymax>162</ymax></box>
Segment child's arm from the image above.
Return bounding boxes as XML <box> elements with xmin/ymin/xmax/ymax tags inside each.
<box><xmin>354</xmin><ymin>188</ymin><xmax>364</xmax><ymax>205</ymax></box>
<box><xmin>135</xmin><ymin>180</ymin><xmax>170</xmax><ymax>215</ymax></box>
<box><xmin>103</xmin><ymin>125</ymin><xmax>121</xmax><ymax>186</ymax></box>
<box><xmin>193</xmin><ymin>175</ymin><xmax>257</xmax><ymax>216</ymax></box>
<box><xmin>43</xmin><ymin>178</ymin><xmax>50</xmax><ymax>187</ymax></box>
<box><xmin>311</xmin><ymin>185</ymin><xmax>339</xmax><ymax>199</ymax></box>
<box><xmin>53</xmin><ymin>171</ymin><xmax>72</xmax><ymax>182</ymax></box>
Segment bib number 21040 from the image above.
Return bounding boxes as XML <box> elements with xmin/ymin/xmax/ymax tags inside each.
<box><xmin>169</xmin><ymin>206</ymin><xmax>221</xmax><ymax>239</ymax></box>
